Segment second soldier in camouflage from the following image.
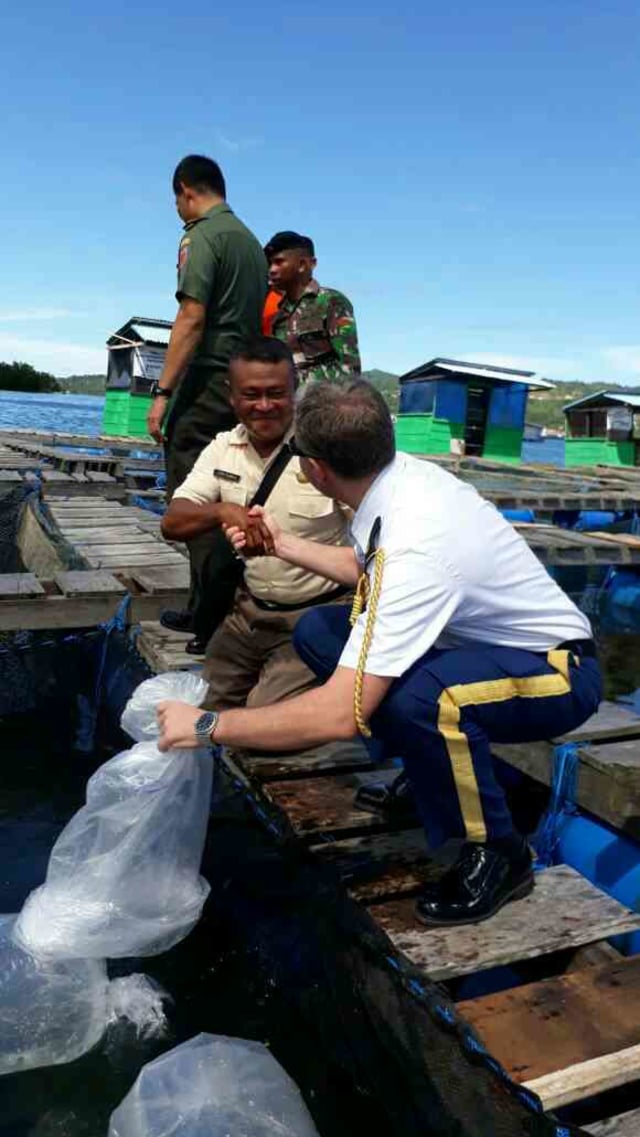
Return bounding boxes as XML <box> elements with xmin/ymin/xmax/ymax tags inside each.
<box><xmin>265</xmin><ymin>231</ymin><xmax>361</xmax><ymax>384</ymax></box>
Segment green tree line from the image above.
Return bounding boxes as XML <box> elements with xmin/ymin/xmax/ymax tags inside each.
<box><xmin>0</xmin><ymin>361</ymin><xmax>59</xmax><ymax>393</ymax></box>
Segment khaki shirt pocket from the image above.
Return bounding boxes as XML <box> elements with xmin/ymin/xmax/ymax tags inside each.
<box><xmin>221</xmin><ymin>483</ymin><xmax>249</xmax><ymax>506</ymax></box>
<box><xmin>288</xmin><ymin>493</ymin><xmax>335</xmax><ymax>520</ymax></box>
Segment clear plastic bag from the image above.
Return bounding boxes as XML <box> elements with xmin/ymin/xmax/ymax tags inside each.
<box><xmin>108</xmin><ymin>1033</ymin><xmax>320</xmax><ymax>1137</ymax></box>
<box><xmin>13</xmin><ymin>740</ymin><xmax>212</xmax><ymax>959</ymax></box>
<box><xmin>0</xmin><ymin>916</ymin><xmax>108</xmax><ymax>1076</ymax></box>
<box><xmin>121</xmin><ymin>672</ymin><xmax>208</xmax><ymax>742</ymax></box>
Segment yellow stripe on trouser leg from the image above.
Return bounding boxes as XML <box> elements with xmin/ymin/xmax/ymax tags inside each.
<box><xmin>437</xmin><ymin>651</ymin><xmax>573</xmax><ymax>843</ymax></box>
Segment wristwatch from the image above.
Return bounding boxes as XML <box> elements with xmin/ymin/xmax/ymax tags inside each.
<box><xmin>151</xmin><ymin>381</ymin><xmax>173</xmax><ymax>398</ymax></box>
<box><xmin>194</xmin><ymin>710</ymin><xmax>219</xmax><ymax>745</ymax></box>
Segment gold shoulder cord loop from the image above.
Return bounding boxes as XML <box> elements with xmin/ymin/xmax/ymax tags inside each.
<box><xmin>349</xmin><ymin>548</ymin><xmax>385</xmax><ymax>737</ymax></box>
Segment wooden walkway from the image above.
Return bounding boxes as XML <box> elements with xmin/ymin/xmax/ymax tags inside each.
<box><xmin>0</xmin><ymin>497</ymin><xmax>190</xmax><ymax>630</ymax></box>
<box><xmin>199</xmin><ymin>700</ymin><xmax>640</xmax><ymax>1128</ymax></box>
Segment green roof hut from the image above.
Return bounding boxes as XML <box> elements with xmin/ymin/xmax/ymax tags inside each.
<box><xmin>102</xmin><ymin>317</ymin><xmax>172</xmax><ymax>438</ymax></box>
<box><xmin>395</xmin><ymin>357</ymin><xmax>554</xmax><ymax>464</ymax></box>
<box><xmin>563</xmin><ymin>390</ymin><xmax>640</xmax><ymax>467</ymax></box>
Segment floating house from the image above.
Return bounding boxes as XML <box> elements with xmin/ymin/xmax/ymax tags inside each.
<box><xmin>103</xmin><ymin>317</ymin><xmax>172</xmax><ymax>438</ymax></box>
<box><xmin>395</xmin><ymin>357</ymin><xmax>554</xmax><ymax>464</ymax></box>
<box><xmin>564</xmin><ymin>390</ymin><xmax>640</xmax><ymax>467</ymax></box>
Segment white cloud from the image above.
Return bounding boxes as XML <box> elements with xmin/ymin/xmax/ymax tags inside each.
<box><xmin>0</xmin><ymin>333</ymin><xmax>104</xmax><ymax>376</ymax></box>
<box><xmin>0</xmin><ymin>307</ymin><xmax>75</xmax><ymax>322</ymax></box>
<box><xmin>599</xmin><ymin>345</ymin><xmax>640</xmax><ymax>376</ymax></box>
<box><xmin>215</xmin><ymin>131</ymin><xmax>262</xmax><ymax>154</ymax></box>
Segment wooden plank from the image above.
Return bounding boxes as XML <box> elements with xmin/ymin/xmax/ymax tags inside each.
<box><xmin>241</xmin><ymin>739</ymin><xmax>375</xmax><ymax>781</ymax></box>
<box><xmin>494</xmin><ymin>737</ymin><xmax>640</xmax><ymax>841</ymax></box>
<box><xmin>74</xmin><ymin>542</ymin><xmax>160</xmax><ymax>556</ymax></box>
<box><xmin>368</xmin><ymin>865</ymin><xmax>640</xmax><ymax>981</ymax></box>
<box><xmin>0</xmin><ymin>573</ymin><xmax>45</xmax><ymax>598</ymax></box>
<box><xmin>130</xmin><ymin>565</ymin><xmax>190</xmax><ymax>593</ymax></box>
<box><xmin>525</xmin><ymin>1043</ymin><xmax>640</xmax><ymax>1110</ymax></box>
<box><xmin>264</xmin><ymin>770</ymin><xmax>416</xmax><ymax>841</ymax></box>
<box><xmin>54</xmin><ymin>571</ymin><xmax>127</xmax><ymax>598</ymax></box>
<box><xmin>0</xmin><ymin>594</ymin><xmax>125</xmax><ymax>630</ymax></box>
<box><xmin>84</xmin><ymin>551</ymin><xmax>185</xmax><ymax>568</ymax></box>
<box><xmin>586</xmin><ymin>1108</ymin><xmax>640</xmax><ymax>1135</ymax></box>
<box><xmin>459</xmin><ymin>956</ymin><xmax>640</xmax><ymax>1084</ymax></box>
<box><xmin>63</xmin><ymin>528</ymin><xmax>154</xmax><ymax>545</ymax></box>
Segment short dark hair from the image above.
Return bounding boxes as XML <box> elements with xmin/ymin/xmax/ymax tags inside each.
<box><xmin>229</xmin><ymin>336</ymin><xmax>296</xmax><ymax>385</ymax></box>
<box><xmin>295</xmin><ymin>380</ymin><xmax>395</xmax><ymax>478</ymax></box>
<box><xmin>172</xmin><ymin>155</ymin><xmax>226</xmax><ymax>198</ymax></box>
<box><xmin>264</xmin><ymin>231</ymin><xmax>315</xmax><ymax>259</ymax></box>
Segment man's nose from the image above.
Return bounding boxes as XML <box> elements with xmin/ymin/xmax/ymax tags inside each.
<box><xmin>255</xmin><ymin>395</ymin><xmax>273</xmax><ymax>411</ymax></box>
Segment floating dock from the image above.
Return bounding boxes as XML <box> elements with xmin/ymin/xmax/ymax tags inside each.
<box><xmin>5</xmin><ymin>430</ymin><xmax>640</xmax><ymax>1131</ymax></box>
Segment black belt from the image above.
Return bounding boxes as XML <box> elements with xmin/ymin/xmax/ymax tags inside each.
<box><xmin>248</xmin><ymin>585</ymin><xmax>351</xmax><ymax>613</ymax></box>
<box><xmin>557</xmin><ymin>638</ymin><xmax>597</xmax><ymax>659</ymax></box>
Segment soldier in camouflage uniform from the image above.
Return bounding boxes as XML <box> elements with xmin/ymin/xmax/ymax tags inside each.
<box><xmin>265</xmin><ymin>231</ymin><xmax>361</xmax><ymax>384</ymax></box>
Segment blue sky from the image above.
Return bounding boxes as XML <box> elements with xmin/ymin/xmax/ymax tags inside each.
<box><xmin>1</xmin><ymin>0</ymin><xmax>639</xmax><ymax>382</ymax></box>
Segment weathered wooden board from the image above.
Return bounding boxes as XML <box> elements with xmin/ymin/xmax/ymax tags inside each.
<box><xmin>54</xmin><ymin>571</ymin><xmax>127</xmax><ymax>598</ymax></box>
<box><xmin>63</xmin><ymin>528</ymin><xmax>155</xmax><ymax>544</ymax></box>
<box><xmin>368</xmin><ymin>865</ymin><xmax>640</xmax><ymax>981</ymax></box>
<box><xmin>241</xmin><ymin>739</ymin><xmax>375</xmax><ymax>781</ymax></box>
<box><xmin>0</xmin><ymin>573</ymin><xmax>45</xmax><ymax>598</ymax></box>
<box><xmin>494</xmin><ymin>737</ymin><xmax>640</xmax><ymax>840</ymax></box>
<box><xmin>264</xmin><ymin>770</ymin><xmax>416</xmax><ymax>842</ymax></box>
<box><xmin>525</xmin><ymin>1043</ymin><xmax>640</xmax><ymax>1110</ymax></box>
<box><xmin>586</xmin><ymin>1109</ymin><xmax>640</xmax><ymax>1136</ymax></box>
<box><xmin>459</xmin><ymin>956</ymin><xmax>640</xmax><ymax>1084</ymax></box>
<box><xmin>130</xmin><ymin>565</ymin><xmax>190</xmax><ymax>593</ymax></box>
<box><xmin>85</xmin><ymin>551</ymin><xmax>185</xmax><ymax>568</ymax></box>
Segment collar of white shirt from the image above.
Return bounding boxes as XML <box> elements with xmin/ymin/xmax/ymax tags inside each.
<box><xmin>350</xmin><ymin>455</ymin><xmax>401</xmax><ymax>557</ymax></box>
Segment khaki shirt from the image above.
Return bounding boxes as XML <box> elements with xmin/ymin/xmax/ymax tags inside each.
<box><xmin>172</xmin><ymin>425</ymin><xmax>350</xmax><ymax>604</ymax></box>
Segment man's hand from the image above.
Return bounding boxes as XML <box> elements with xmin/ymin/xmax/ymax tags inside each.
<box><xmin>217</xmin><ymin>504</ymin><xmax>274</xmax><ymax>554</ymax></box>
<box><xmin>157</xmin><ymin>701</ymin><xmax>203</xmax><ymax>751</ymax></box>
<box><xmin>225</xmin><ymin>506</ymin><xmax>280</xmax><ymax>558</ymax></box>
<box><xmin>148</xmin><ymin>396</ymin><xmax>170</xmax><ymax>443</ymax></box>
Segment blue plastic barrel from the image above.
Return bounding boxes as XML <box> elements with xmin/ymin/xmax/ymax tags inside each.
<box><xmin>500</xmin><ymin>509</ymin><xmax>536</xmax><ymax>523</ymax></box>
<box><xmin>605</xmin><ymin>568</ymin><xmax>640</xmax><ymax>609</ymax></box>
<box><xmin>557</xmin><ymin>812</ymin><xmax>640</xmax><ymax>954</ymax></box>
<box><xmin>574</xmin><ymin>510</ymin><xmax>618</xmax><ymax>531</ymax></box>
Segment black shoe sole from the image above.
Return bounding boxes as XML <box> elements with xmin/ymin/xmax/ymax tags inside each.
<box><xmin>414</xmin><ymin>873</ymin><xmax>535</xmax><ymax>928</ymax></box>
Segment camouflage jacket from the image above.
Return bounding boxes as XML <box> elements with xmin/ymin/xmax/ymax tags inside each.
<box><xmin>271</xmin><ymin>279</ymin><xmax>361</xmax><ymax>384</ymax></box>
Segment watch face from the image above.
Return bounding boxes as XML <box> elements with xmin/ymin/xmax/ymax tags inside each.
<box><xmin>195</xmin><ymin>712</ymin><xmax>216</xmax><ymax>740</ymax></box>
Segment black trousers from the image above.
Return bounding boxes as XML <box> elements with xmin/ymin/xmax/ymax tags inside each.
<box><xmin>164</xmin><ymin>365</ymin><xmax>236</xmax><ymax>615</ymax></box>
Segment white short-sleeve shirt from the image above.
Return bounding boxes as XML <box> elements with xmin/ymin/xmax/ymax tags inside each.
<box><xmin>339</xmin><ymin>454</ymin><xmax>592</xmax><ymax>678</ymax></box>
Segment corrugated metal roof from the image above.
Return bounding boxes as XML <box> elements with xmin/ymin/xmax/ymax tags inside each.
<box><xmin>130</xmin><ymin>321</ymin><xmax>172</xmax><ymax>346</ymax></box>
<box><xmin>400</xmin><ymin>357</ymin><xmax>554</xmax><ymax>390</ymax></box>
<box><xmin>563</xmin><ymin>390</ymin><xmax>640</xmax><ymax>412</ymax></box>
<box><xmin>436</xmin><ymin>362</ymin><xmax>554</xmax><ymax>389</ymax></box>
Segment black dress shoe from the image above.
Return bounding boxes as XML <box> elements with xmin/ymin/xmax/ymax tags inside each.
<box><xmin>185</xmin><ymin>637</ymin><xmax>207</xmax><ymax>656</ymax></box>
<box><xmin>415</xmin><ymin>841</ymin><xmax>534</xmax><ymax>927</ymax></box>
<box><xmin>354</xmin><ymin>772</ymin><xmax>417</xmax><ymax>820</ymax></box>
<box><xmin>160</xmin><ymin>608</ymin><xmax>195</xmax><ymax>633</ymax></box>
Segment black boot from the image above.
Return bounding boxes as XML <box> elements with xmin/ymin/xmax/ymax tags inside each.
<box><xmin>353</xmin><ymin>772</ymin><xmax>417</xmax><ymax>821</ymax></box>
<box><xmin>160</xmin><ymin>609</ymin><xmax>194</xmax><ymax>634</ymax></box>
<box><xmin>415</xmin><ymin>840</ymin><xmax>534</xmax><ymax>927</ymax></box>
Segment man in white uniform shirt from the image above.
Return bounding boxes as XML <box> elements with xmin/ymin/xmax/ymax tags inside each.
<box><xmin>161</xmin><ymin>338</ymin><xmax>350</xmax><ymax>707</ymax></box>
<box><xmin>158</xmin><ymin>380</ymin><xmax>602</xmax><ymax>928</ymax></box>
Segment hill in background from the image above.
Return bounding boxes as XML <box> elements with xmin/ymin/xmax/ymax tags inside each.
<box><xmin>60</xmin><ymin>373</ymin><xmax>106</xmax><ymax>394</ymax></box>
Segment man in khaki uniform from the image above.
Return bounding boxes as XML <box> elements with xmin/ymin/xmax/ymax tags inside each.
<box><xmin>161</xmin><ymin>337</ymin><xmax>350</xmax><ymax>704</ymax></box>
<box><xmin>149</xmin><ymin>154</ymin><xmax>267</xmax><ymax>638</ymax></box>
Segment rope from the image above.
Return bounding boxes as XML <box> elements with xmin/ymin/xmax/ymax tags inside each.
<box><xmin>349</xmin><ymin>548</ymin><xmax>385</xmax><ymax>738</ymax></box>
<box><xmin>533</xmin><ymin>741</ymin><xmax>579</xmax><ymax>870</ymax></box>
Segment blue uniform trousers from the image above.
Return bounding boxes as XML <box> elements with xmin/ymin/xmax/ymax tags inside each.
<box><xmin>293</xmin><ymin>606</ymin><xmax>602</xmax><ymax>848</ymax></box>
